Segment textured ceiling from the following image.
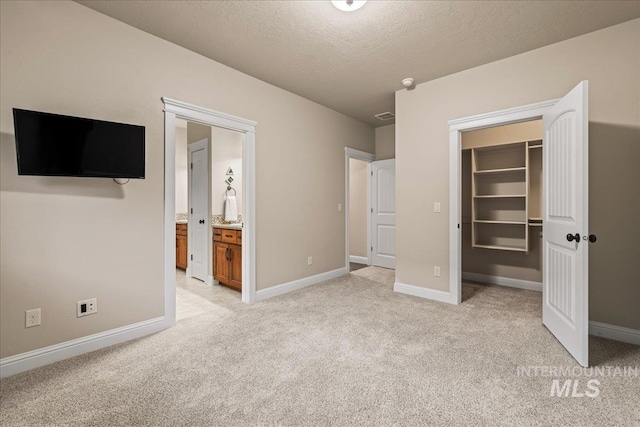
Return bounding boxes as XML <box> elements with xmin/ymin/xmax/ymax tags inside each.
<box><xmin>77</xmin><ymin>1</ymin><xmax>640</xmax><ymax>126</ymax></box>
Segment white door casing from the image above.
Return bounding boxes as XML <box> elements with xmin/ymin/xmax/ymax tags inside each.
<box><xmin>188</xmin><ymin>138</ymin><xmax>210</xmax><ymax>282</ymax></box>
<box><xmin>542</xmin><ymin>81</ymin><xmax>589</xmax><ymax>367</ymax></box>
<box><xmin>371</xmin><ymin>159</ymin><xmax>396</xmax><ymax>269</ymax></box>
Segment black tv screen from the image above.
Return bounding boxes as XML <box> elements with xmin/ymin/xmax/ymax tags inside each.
<box><xmin>13</xmin><ymin>109</ymin><xmax>145</xmax><ymax>179</ymax></box>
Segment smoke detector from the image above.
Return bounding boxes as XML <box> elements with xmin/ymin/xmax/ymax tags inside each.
<box><xmin>374</xmin><ymin>112</ymin><xmax>395</xmax><ymax>121</ymax></box>
<box><xmin>402</xmin><ymin>78</ymin><xmax>415</xmax><ymax>88</ymax></box>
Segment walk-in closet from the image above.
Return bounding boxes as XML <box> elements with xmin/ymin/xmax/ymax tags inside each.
<box><xmin>461</xmin><ymin>120</ymin><xmax>544</xmax><ymax>289</ymax></box>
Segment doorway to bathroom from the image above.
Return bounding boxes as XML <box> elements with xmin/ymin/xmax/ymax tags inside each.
<box><xmin>175</xmin><ymin>119</ymin><xmax>244</xmax><ymax>288</ymax></box>
<box><xmin>163</xmin><ymin>98</ymin><xmax>257</xmax><ymax>326</ymax></box>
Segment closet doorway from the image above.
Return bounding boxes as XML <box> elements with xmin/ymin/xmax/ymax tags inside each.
<box><xmin>344</xmin><ymin>148</ymin><xmax>397</xmax><ymax>272</ymax></box>
<box><xmin>345</xmin><ymin>148</ymin><xmax>375</xmax><ymax>271</ymax></box>
<box><xmin>449</xmin><ymin>81</ymin><xmax>592</xmax><ymax>366</ymax></box>
<box><xmin>461</xmin><ymin>120</ymin><xmax>543</xmax><ymax>292</ymax></box>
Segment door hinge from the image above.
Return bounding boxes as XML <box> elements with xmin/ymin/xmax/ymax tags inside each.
<box><xmin>458</xmin><ymin>223</ymin><xmax>460</xmax><ymax>229</ymax></box>
<box><xmin>371</xmin><ymin>171</ymin><xmax>373</xmax><ymax>176</ymax></box>
<box><xmin>190</xmin><ymin>254</ymin><xmax>193</xmax><ymax>261</ymax></box>
<box><xmin>371</xmin><ymin>208</ymin><xmax>373</xmax><ymax>213</ymax></box>
<box><xmin>190</xmin><ymin>163</ymin><xmax>193</xmax><ymax>170</ymax></box>
<box><xmin>371</xmin><ymin>246</ymin><xmax>373</xmax><ymax>252</ymax></box>
<box><xmin>190</xmin><ymin>208</ymin><xmax>193</xmax><ymax>214</ymax></box>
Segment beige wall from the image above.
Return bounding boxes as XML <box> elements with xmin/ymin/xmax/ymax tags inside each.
<box><xmin>462</xmin><ymin>121</ymin><xmax>543</xmax><ymax>282</ymax></box>
<box><xmin>349</xmin><ymin>158</ymin><xmax>368</xmax><ymax>258</ymax></box>
<box><xmin>211</xmin><ymin>127</ymin><xmax>243</xmax><ymax>217</ymax></box>
<box><xmin>375</xmin><ymin>124</ymin><xmax>395</xmax><ymax>160</ymax></box>
<box><xmin>186</xmin><ymin>122</ymin><xmax>211</xmax><ymax>145</ymax></box>
<box><xmin>0</xmin><ymin>1</ymin><xmax>373</xmax><ymax>358</ymax></box>
<box><xmin>396</xmin><ymin>19</ymin><xmax>640</xmax><ymax>330</ymax></box>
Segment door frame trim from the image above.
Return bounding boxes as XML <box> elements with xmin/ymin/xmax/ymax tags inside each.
<box><xmin>163</xmin><ymin>97</ymin><xmax>257</xmax><ymax>316</ymax></box>
<box><xmin>344</xmin><ymin>148</ymin><xmax>376</xmax><ymax>270</ymax></box>
<box><xmin>447</xmin><ymin>99</ymin><xmax>558</xmax><ymax>305</ymax></box>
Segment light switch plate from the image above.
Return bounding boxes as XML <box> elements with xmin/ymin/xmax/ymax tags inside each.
<box><xmin>434</xmin><ymin>202</ymin><xmax>441</xmax><ymax>213</ymax></box>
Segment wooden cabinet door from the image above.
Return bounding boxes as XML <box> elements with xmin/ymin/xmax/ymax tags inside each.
<box><xmin>176</xmin><ymin>235</ymin><xmax>188</xmax><ymax>270</ymax></box>
<box><xmin>213</xmin><ymin>242</ymin><xmax>230</xmax><ymax>285</ymax></box>
<box><xmin>229</xmin><ymin>244</ymin><xmax>242</xmax><ymax>290</ymax></box>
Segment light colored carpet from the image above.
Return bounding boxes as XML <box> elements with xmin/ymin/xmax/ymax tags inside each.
<box><xmin>1</xmin><ymin>268</ymin><xmax>639</xmax><ymax>426</ymax></box>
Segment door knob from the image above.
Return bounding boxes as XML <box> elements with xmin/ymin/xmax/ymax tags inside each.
<box><xmin>588</xmin><ymin>234</ymin><xmax>597</xmax><ymax>243</ymax></box>
<box><xmin>566</xmin><ymin>233</ymin><xmax>580</xmax><ymax>242</ymax></box>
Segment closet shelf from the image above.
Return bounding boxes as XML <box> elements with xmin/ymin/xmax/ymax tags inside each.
<box><xmin>529</xmin><ymin>145</ymin><xmax>543</xmax><ymax>149</ymax></box>
<box><xmin>474</xmin><ymin>167</ymin><xmax>526</xmax><ymax>175</ymax></box>
<box><xmin>528</xmin><ymin>218</ymin><xmax>543</xmax><ymax>227</ymax></box>
<box><xmin>473</xmin><ymin>194</ymin><xmax>526</xmax><ymax>199</ymax></box>
<box><xmin>474</xmin><ymin>220</ymin><xmax>527</xmax><ymax>225</ymax></box>
<box><xmin>473</xmin><ymin>244</ymin><xmax>528</xmax><ymax>252</ymax></box>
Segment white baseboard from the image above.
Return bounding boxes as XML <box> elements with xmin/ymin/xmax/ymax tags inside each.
<box><xmin>256</xmin><ymin>267</ymin><xmax>348</xmax><ymax>302</ymax></box>
<box><xmin>394</xmin><ymin>281</ymin><xmax>455</xmax><ymax>304</ymax></box>
<box><xmin>0</xmin><ymin>316</ymin><xmax>170</xmax><ymax>378</ymax></box>
<box><xmin>349</xmin><ymin>256</ymin><xmax>368</xmax><ymax>265</ymax></box>
<box><xmin>462</xmin><ymin>272</ymin><xmax>542</xmax><ymax>292</ymax></box>
<box><xmin>206</xmin><ymin>275</ymin><xmax>214</xmax><ymax>286</ymax></box>
<box><xmin>589</xmin><ymin>321</ymin><xmax>640</xmax><ymax>346</ymax></box>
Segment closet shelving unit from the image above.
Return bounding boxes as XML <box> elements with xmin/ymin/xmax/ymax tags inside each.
<box><xmin>471</xmin><ymin>139</ymin><xmax>542</xmax><ymax>253</ymax></box>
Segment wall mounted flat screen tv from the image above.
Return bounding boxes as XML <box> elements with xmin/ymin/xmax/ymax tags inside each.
<box><xmin>13</xmin><ymin>109</ymin><xmax>145</xmax><ymax>178</ymax></box>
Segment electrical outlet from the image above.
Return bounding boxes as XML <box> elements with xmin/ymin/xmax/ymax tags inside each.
<box><xmin>434</xmin><ymin>202</ymin><xmax>441</xmax><ymax>213</ymax></box>
<box><xmin>338</xmin><ymin>203</ymin><xmax>342</xmax><ymax>212</ymax></box>
<box><xmin>434</xmin><ymin>266</ymin><xmax>441</xmax><ymax>277</ymax></box>
<box><xmin>25</xmin><ymin>308</ymin><xmax>41</xmax><ymax>328</ymax></box>
<box><xmin>77</xmin><ymin>298</ymin><xmax>98</xmax><ymax>318</ymax></box>
<box><xmin>308</xmin><ymin>256</ymin><xmax>313</xmax><ymax>266</ymax></box>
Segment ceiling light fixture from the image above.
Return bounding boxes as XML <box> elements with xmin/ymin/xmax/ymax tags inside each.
<box><xmin>331</xmin><ymin>0</ymin><xmax>367</xmax><ymax>12</ymax></box>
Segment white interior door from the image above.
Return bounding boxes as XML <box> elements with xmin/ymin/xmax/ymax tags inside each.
<box><xmin>188</xmin><ymin>139</ymin><xmax>210</xmax><ymax>282</ymax></box>
<box><xmin>543</xmin><ymin>81</ymin><xmax>589</xmax><ymax>367</ymax></box>
<box><xmin>371</xmin><ymin>159</ymin><xmax>396</xmax><ymax>269</ymax></box>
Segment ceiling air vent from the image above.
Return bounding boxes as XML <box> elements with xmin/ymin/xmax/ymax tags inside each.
<box><xmin>374</xmin><ymin>112</ymin><xmax>395</xmax><ymax>121</ymax></box>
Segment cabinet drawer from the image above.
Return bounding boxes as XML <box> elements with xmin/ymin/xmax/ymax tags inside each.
<box><xmin>213</xmin><ymin>228</ymin><xmax>222</xmax><ymax>242</ymax></box>
<box><xmin>220</xmin><ymin>230</ymin><xmax>237</xmax><ymax>244</ymax></box>
<box><xmin>237</xmin><ymin>230</ymin><xmax>242</xmax><ymax>244</ymax></box>
<box><xmin>176</xmin><ymin>224</ymin><xmax>187</xmax><ymax>236</ymax></box>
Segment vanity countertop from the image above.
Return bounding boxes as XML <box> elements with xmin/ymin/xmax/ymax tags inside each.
<box><xmin>213</xmin><ymin>223</ymin><xmax>243</xmax><ymax>230</ymax></box>
<box><xmin>175</xmin><ymin>221</ymin><xmax>242</xmax><ymax>230</ymax></box>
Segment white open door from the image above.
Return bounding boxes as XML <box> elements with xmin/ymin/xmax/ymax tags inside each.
<box><xmin>371</xmin><ymin>159</ymin><xmax>396</xmax><ymax>269</ymax></box>
<box><xmin>188</xmin><ymin>138</ymin><xmax>210</xmax><ymax>282</ymax></box>
<box><xmin>543</xmin><ymin>81</ymin><xmax>589</xmax><ymax>367</ymax></box>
